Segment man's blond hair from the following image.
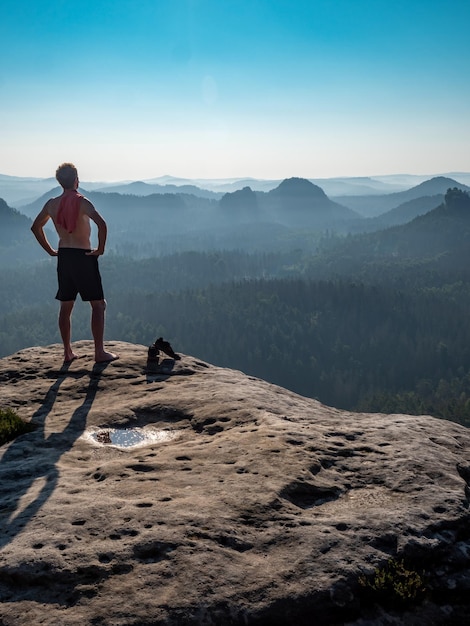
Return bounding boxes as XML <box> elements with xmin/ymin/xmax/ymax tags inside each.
<box><xmin>56</xmin><ymin>163</ymin><xmax>78</xmax><ymax>190</ymax></box>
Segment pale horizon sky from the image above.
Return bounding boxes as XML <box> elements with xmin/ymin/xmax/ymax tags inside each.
<box><xmin>1</xmin><ymin>0</ymin><xmax>469</xmax><ymax>182</ymax></box>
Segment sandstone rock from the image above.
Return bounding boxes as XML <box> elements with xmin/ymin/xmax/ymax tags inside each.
<box><xmin>0</xmin><ymin>341</ymin><xmax>469</xmax><ymax>625</ymax></box>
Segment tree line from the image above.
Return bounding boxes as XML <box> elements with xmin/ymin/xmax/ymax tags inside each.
<box><xmin>2</xmin><ymin>268</ymin><xmax>470</xmax><ymax>427</ymax></box>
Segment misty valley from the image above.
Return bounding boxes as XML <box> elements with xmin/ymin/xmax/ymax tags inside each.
<box><xmin>1</xmin><ymin>173</ymin><xmax>470</xmax><ymax>427</ymax></box>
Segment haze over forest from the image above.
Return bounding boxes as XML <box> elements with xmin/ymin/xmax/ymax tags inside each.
<box><xmin>2</xmin><ymin>169</ymin><xmax>470</xmax><ymax>429</ymax></box>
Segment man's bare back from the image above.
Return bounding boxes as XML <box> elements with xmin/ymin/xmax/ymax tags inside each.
<box><xmin>45</xmin><ymin>195</ymin><xmax>93</xmax><ymax>250</ymax></box>
<box><xmin>32</xmin><ymin>190</ymin><xmax>107</xmax><ymax>258</ymax></box>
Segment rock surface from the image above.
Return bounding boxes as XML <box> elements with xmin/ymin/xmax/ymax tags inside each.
<box><xmin>0</xmin><ymin>341</ymin><xmax>469</xmax><ymax>625</ymax></box>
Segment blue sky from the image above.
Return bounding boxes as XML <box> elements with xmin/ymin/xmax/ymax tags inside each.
<box><xmin>1</xmin><ymin>0</ymin><xmax>469</xmax><ymax>181</ymax></box>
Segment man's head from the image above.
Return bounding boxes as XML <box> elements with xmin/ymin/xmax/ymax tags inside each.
<box><xmin>56</xmin><ymin>163</ymin><xmax>78</xmax><ymax>190</ymax></box>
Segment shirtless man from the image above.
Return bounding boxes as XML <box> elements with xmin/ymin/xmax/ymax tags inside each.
<box><xmin>31</xmin><ymin>162</ymin><xmax>118</xmax><ymax>364</ymax></box>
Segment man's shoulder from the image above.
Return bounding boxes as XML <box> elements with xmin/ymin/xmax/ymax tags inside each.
<box><xmin>44</xmin><ymin>196</ymin><xmax>61</xmax><ymax>211</ymax></box>
<box><xmin>80</xmin><ymin>196</ymin><xmax>96</xmax><ymax>211</ymax></box>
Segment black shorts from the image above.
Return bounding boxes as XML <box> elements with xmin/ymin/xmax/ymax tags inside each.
<box><xmin>56</xmin><ymin>248</ymin><xmax>104</xmax><ymax>302</ymax></box>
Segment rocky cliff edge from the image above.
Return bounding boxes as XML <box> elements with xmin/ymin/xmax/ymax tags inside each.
<box><xmin>1</xmin><ymin>341</ymin><xmax>469</xmax><ymax>625</ymax></box>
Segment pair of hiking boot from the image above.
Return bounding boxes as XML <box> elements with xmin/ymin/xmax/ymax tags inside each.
<box><xmin>148</xmin><ymin>337</ymin><xmax>181</xmax><ymax>362</ymax></box>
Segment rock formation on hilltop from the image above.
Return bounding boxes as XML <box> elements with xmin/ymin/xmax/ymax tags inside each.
<box><xmin>274</xmin><ymin>177</ymin><xmax>329</xmax><ymax>200</ymax></box>
<box><xmin>1</xmin><ymin>341</ymin><xmax>469</xmax><ymax>625</ymax></box>
<box><xmin>265</xmin><ymin>177</ymin><xmax>359</xmax><ymax>226</ymax></box>
<box><xmin>219</xmin><ymin>186</ymin><xmax>259</xmax><ymax>218</ymax></box>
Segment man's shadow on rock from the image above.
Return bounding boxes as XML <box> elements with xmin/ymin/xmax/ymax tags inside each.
<box><xmin>145</xmin><ymin>357</ymin><xmax>175</xmax><ymax>383</ymax></box>
<box><xmin>0</xmin><ymin>362</ymin><xmax>108</xmax><ymax>549</ymax></box>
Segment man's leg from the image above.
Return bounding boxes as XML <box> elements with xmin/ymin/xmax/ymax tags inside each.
<box><xmin>90</xmin><ymin>299</ymin><xmax>118</xmax><ymax>363</ymax></box>
<box><xmin>59</xmin><ymin>300</ymin><xmax>79</xmax><ymax>363</ymax></box>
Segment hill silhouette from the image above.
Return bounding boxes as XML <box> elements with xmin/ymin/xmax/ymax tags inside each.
<box><xmin>364</xmin><ymin>187</ymin><xmax>470</xmax><ymax>258</ymax></box>
<box><xmin>0</xmin><ymin>198</ymin><xmax>32</xmax><ymax>245</ymax></box>
<box><xmin>264</xmin><ymin>177</ymin><xmax>359</xmax><ymax>224</ymax></box>
<box><xmin>359</xmin><ymin>194</ymin><xmax>443</xmax><ymax>231</ymax></box>
<box><xmin>0</xmin><ymin>198</ymin><xmax>48</xmax><ymax>264</ymax></box>
<box><xmin>310</xmin><ymin>188</ymin><xmax>470</xmax><ymax>282</ymax></box>
<box><xmin>219</xmin><ymin>186</ymin><xmax>260</xmax><ymax>218</ymax></box>
<box><xmin>339</xmin><ymin>176</ymin><xmax>470</xmax><ymax>216</ymax></box>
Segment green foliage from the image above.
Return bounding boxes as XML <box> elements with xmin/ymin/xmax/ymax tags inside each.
<box><xmin>0</xmin><ymin>407</ymin><xmax>36</xmax><ymax>446</ymax></box>
<box><xmin>359</xmin><ymin>559</ymin><xmax>426</xmax><ymax>607</ymax></box>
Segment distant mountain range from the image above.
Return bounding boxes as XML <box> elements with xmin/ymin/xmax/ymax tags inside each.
<box><xmin>14</xmin><ymin>174</ymin><xmax>467</xmax><ymax>228</ymax></box>
<box><xmin>14</xmin><ymin>177</ymin><xmax>360</xmax><ymax>229</ymax></box>
<box><xmin>2</xmin><ymin>171</ymin><xmax>470</xmax><ymax>206</ymax></box>
<box><xmin>341</xmin><ymin>177</ymin><xmax>470</xmax><ymax>232</ymax></box>
<box><xmin>2</xmin><ymin>174</ymin><xmax>469</xmax><ymax>262</ymax></box>
<box><xmin>337</xmin><ymin>176</ymin><xmax>470</xmax><ymax>217</ymax></box>
<box><xmin>92</xmin><ymin>180</ymin><xmax>222</xmax><ymax>200</ymax></box>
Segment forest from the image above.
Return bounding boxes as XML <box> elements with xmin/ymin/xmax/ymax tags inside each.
<box><xmin>1</xmin><ymin>184</ymin><xmax>470</xmax><ymax>428</ymax></box>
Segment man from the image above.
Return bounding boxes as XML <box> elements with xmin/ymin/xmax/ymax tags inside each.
<box><xmin>31</xmin><ymin>162</ymin><xmax>118</xmax><ymax>364</ymax></box>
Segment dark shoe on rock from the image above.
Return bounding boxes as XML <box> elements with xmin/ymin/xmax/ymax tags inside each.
<box><xmin>147</xmin><ymin>344</ymin><xmax>159</xmax><ymax>363</ymax></box>
<box><xmin>154</xmin><ymin>337</ymin><xmax>181</xmax><ymax>360</ymax></box>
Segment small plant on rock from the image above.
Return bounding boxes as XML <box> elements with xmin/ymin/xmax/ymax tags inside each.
<box><xmin>0</xmin><ymin>407</ymin><xmax>36</xmax><ymax>447</ymax></box>
<box><xmin>359</xmin><ymin>558</ymin><xmax>426</xmax><ymax>607</ymax></box>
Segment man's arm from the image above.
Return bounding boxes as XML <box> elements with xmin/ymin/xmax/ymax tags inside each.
<box><xmin>31</xmin><ymin>203</ymin><xmax>58</xmax><ymax>256</ymax></box>
<box><xmin>84</xmin><ymin>200</ymin><xmax>107</xmax><ymax>256</ymax></box>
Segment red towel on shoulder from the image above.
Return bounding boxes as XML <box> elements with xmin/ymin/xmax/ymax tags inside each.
<box><xmin>56</xmin><ymin>189</ymin><xmax>83</xmax><ymax>233</ymax></box>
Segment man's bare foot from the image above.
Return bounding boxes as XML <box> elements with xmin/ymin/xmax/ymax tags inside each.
<box><xmin>63</xmin><ymin>352</ymin><xmax>82</xmax><ymax>364</ymax></box>
<box><xmin>95</xmin><ymin>351</ymin><xmax>119</xmax><ymax>364</ymax></box>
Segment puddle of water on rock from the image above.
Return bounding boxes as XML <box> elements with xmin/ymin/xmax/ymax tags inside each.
<box><xmin>85</xmin><ymin>427</ymin><xmax>177</xmax><ymax>449</ymax></box>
